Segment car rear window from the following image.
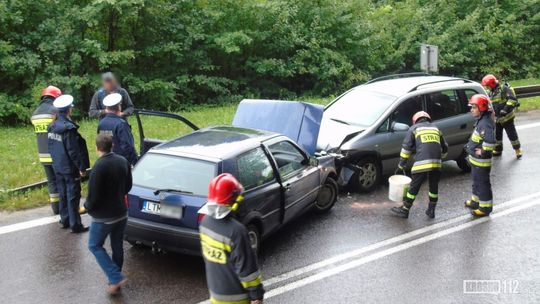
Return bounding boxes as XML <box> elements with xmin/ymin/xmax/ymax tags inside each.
<box><xmin>324</xmin><ymin>89</ymin><xmax>396</xmax><ymax>127</ymax></box>
<box><xmin>133</xmin><ymin>153</ymin><xmax>216</xmax><ymax>196</ymax></box>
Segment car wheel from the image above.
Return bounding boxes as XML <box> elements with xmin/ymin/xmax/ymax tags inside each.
<box><xmin>314</xmin><ymin>177</ymin><xmax>338</xmax><ymax>213</ymax></box>
<box><xmin>456</xmin><ymin>150</ymin><xmax>471</xmax><ymax>173</ymax></box>
<box><xmin>351</xmin><ymin>157</ymin><xmax>381</xmax><ymax>193</ymax></box>
<box><xmin>246</xmin><ymin>224</ymin><xmax>261</xmax><ymax>255</ymax></box>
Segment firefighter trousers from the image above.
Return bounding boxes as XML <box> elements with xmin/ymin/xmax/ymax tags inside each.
<box><xmin>404</xmin><ymin>170</ymin><xmax>441</xmax><ymax>207</ymax></box>
<box><xmin>470</xmin><ymin>165</ymin><xmax>493</xmax><ymax>214</ymax></box>
<box><xmin>495</xmin><ymin>118</ymin><xmax>520</xmax><ymax>152</ymax></box>
<box><xmin>43</xmin><ymin>164</ymin><xmax>59</xmax><ymax>214</ymax></box>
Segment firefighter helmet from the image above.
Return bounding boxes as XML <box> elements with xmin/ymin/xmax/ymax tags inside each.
<box><xmin>41</xmin><ymin>86</ymin><xmax>62</xmax><ymax>98</ymax></box>
<box><xmin>199</xmin><ymin>173</ymin><xmax>244</xmax><ymax>219</ymax></box>
<box><xmin>481</xmin><ymin>74</ymin><xmax>498</xmax><ymax>89</ymax></box>
<box><xmin>412</xmin><ymin>111</ymin><xmax>431</xmax><ymax>125</ymax></box>
<box><xmin>469</xmin><ymin>94</ymin><xmax>490</xmax><ymax>112</ymax></box>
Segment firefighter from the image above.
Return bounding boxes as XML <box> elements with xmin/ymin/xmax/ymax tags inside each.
<box><xmin>89</xmin><ymin>72</ymin><xmax>134</xmax><ymax>119</ymax></box>
<box><xmin>390</xmin><ymin>111</ymin><xmax>448</xmax><ymax>219</ymax></box>
<box><xmin>31</xmin><ymin>86</ymin><xmax>62</xmax><ymax>214</ymax></box>
<box><xmin>97</xmin><ymin>93</ymin><xmax>138</xmax><ymax>166</ymax></box>
<box><xmin>481</xmin><ymin>74</ymin><xmax>522</xmax><ymax>159</ymax></box>
<box><xmin>464</xmin><ymin>94</ymin><xmax>496</xmax><ymax>217</ymax></box>
<box><xmin>48</xmin><ymin>95</ymin><xmax>90</xmax><ymax>233</ymax></box>
<box><xmin>198</xmin><ymin>173</ymin><xmax>265</xmax><ymax>304</ymax></box>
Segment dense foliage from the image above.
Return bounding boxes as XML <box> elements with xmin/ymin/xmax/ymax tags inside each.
<box><xmin>1</xmin><ymin>0</ymin><xmax>538</xmax><ymax>124</ymax></box>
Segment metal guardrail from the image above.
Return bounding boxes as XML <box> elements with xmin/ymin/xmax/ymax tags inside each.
<box><xmin>6</xmin><ymin>84</ymin><xmax>540</xmax><ymax>195</ymax></box>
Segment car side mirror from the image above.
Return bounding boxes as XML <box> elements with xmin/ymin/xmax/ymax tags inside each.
<box><xmin>391</xmin><ymin>122</ymin><xmax>409</xmax><ymax>132</ymax></box>
<box><xmin>308</xmin><ymin>156</ymin><xmax>319</xmax><ymax>167</ymax></box>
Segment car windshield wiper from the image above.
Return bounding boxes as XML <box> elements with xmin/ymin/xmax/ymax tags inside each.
<box><xmin>153</xmin><ymin>188</ymin><xmax>193</xmax><ymax>195</ymax></box>
<box><xmin>329</xmin><ymin>117</ymin><xmax>351</xmax><ymax>125</ymax></box>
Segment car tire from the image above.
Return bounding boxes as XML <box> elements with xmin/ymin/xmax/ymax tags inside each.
<box><xmin>351</xmin><ymin>157</ymin><xmax>381</xmax><ymax>193</ymax></box>
<box><xmin>246</xmin><ymin>224</ymin><xmax>261</xmax><ymax>256</ymax></box>
<box><xmin>456</xmin><ymin>150</ymin><xmax>471</xmax><ymax>173</ymax></box>
<box><xmin>314</xmin><ymin>177</ymin><xmax>338</xmax><ymax>213</ymax></box>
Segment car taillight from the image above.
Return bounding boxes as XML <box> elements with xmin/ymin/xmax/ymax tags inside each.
<box><xmin>198</xmin><ymin>213</ymin><xmax>205</xmax><ymax>224</ymax></box>
<box><xmin>124</xmin><ymin>195</ymin><xmax>129</xmax><ymax>208</ymax></box>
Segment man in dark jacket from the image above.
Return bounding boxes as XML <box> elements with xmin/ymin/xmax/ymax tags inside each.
<box><xmin>89</xmin><ymin>72</ymin><xmax>134</xmax><ymax>119</ymax></box>
<box><xmin>85</xmin><ymin>133</ymin><xmax>132</xmax><ymax>295</ymax></box>
<box><xmin>97</xmin><ymin>93</ymin><xmax>138</xmax><ymax>166</ymax></box>
<box><xmin>464</xmin><ymin>94</ymin><xmax>496</xmax><ymax>217</ymax></box>
<box><xmin>48</xmin><ymin>95</ymin><xmax>90</xmax><ymax>233</ymax></box>
<box><xmin>198</xmin><ymin>173</ymin><xmax>264</xmax><ymax>304</ymax></box>
<box><xmin>31</xmin><ymin>86</ymin><xmax>62</xmax><ymax>214</ymax></box>
<box><xmin>391</xmin><ymin>111</ymin><xmax>448</xmax><ymax>219</ymax></box>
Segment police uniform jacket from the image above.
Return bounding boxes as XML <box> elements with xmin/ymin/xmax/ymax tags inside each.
<box><xmin>200</xmin><ymin>215</ymin><xmax>264</xmax><ymax>304</ymax></box>
<box><xmin>31</xmin><ymin>97</ymin><xmax>57</xmax><ymax>164</ymax></box>
<box><xmin>399</xmin><ymin>121</ymin><xmax>448</xmax><ymax>173</ymax></box>
<box><xmin>465</xmin><ymin>112</ymin><xmax>496</xmax><ymax>168</ymax></box>
<box><xmin>98</xmin><ymin>113</ymin><xmax>138</xmax><ymax>166</ymax></box>
<box><xmin>48</xmin><ymin>115</ymin><xmax>90</xmax><ymax>175</ymax></box>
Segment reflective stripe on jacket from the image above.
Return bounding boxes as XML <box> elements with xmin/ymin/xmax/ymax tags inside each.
<box><xmin>31</xmin><ymin>97</ymin><xmax>57</xmax><ymax>164</ymax></box>
<box><xmin>465</xmin><ymin>112</ymin><xmax>496</xmax><ymax>167</ymax></box>
<box><xmin>399</xmin><ymin>121</ymin><xmax>448</xmax><ymax>173</ymax></box>
<box><xmin>200</xmin><ymin>216</ymin><xmax>264</xmax><ymax>304</ymax></box>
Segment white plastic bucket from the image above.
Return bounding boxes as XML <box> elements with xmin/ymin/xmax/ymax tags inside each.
<box><xmin>388</xmin><ymin>175</ymin><xmax>412</xmax><ymax>202</ymax></box>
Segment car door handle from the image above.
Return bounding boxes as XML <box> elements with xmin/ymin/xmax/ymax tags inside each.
<box><xmin>284</xmin><ymin>184</ymin><xmax>291</xmax><ymax>191</ymax></box>
<box><xmin>460</xmin><ymin>124</ymin><xmax>467</xmax><ymax>129</ymax></box>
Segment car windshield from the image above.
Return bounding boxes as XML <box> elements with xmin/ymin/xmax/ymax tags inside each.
<box><xmin>324</xmin><ymin>89</ymin><xmax>396</xmax><ymax>127</ymax></box>
<box><xmin>133</xmin><ymin>153</ymin><xmax>216</xmax><ymax>196</ymax></box>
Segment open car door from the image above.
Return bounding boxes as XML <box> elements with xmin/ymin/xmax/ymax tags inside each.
<box><xmin>133</xmin><ymin>109</ymin><xmax>199</xmax><ymax>156</ymax></box>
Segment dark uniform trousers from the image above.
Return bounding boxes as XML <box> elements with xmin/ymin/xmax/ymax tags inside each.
<box><xmin>57</xmin><ymin>172</ymin><xmax>83</xmax><ymax>228</ymax></box>
<box><xmin>495</xmin><ymin>118</ymin><xmax>520</xmax><ymax>152</ymax></box>
<box><xmin>404</xmin><ymin>170</ymin><xmax>441</xmax><ymax>207</ymax></box>
<box><xmin>470</xmin><ymin>164</ymin><xmax>493</xmax><ymax>214</ymax></box>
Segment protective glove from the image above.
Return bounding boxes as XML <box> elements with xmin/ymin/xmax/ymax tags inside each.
<box><xmin>499</xmin><ymin>108</ymin><xmax>508</xmax><ymax>116</ymax></box>
<box><xmin>398</xmin><ymin>160</ymin><xmax>407</xmax><ymax>171</ymax></box>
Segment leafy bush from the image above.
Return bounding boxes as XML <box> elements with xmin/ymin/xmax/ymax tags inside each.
<box><xmin>0</xmin><ymin>0</ymin><xmax>538</xmax><ymax>125</ymax></box>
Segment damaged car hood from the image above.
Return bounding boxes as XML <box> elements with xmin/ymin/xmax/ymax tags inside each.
<box><xmin>316</xmin><ymin>117</ymin><xmax>365</xmax><ymax>151</ymax></box>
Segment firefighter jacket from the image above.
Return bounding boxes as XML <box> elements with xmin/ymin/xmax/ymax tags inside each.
<box><xmin>488</xmin><ymin>83</ymin><xmax>518</xmax><ymax>124</ymax></box>
<box><xmin>31</xmin><ymin>97</ymin><xmax>57</xmax><ymax>164</ymax></box>
<box><xmin>48</xmin><ymin>115</ymin><xmax>90</xmax><ymax>175</ymax></box>
<box><xmin>399</xmin><ymin>121</ymin><xmax>448</xmax><ymax>174</ymax></box>
<box><xmin>199</xmin><ymin>215</ymin><xmax>264</xmax><ymax>304</ymax></box>
<box><xmin>97</xmin><ymin>113</ymin><xmax>138</xmax><ymax>166</ymax></box>
<box><xmin>465</xmin><ymin>112</ymin><xmax>496</xmax><ymax>168</ymax></box>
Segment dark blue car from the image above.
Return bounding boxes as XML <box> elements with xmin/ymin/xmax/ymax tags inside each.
<box><xmin>125</xmin><ymin>122</ymin><xmax>338</xmax><ymax>255</ymax></box>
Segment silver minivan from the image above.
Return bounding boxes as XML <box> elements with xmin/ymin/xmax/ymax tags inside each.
<box><xmin>317</xmin><ymin>73</ymin><xmax>485</xmax><ymax>192</ymax></box>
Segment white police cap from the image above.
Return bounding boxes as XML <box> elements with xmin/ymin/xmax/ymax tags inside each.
<box><xmin>53</xmin><ymin>95</ymin><xmax>74</xmax><ymax>109</ymax></box>
<box><xmin>103</xmin><ymin>93</ymin><xmax>122</xmax><ymax>107</ymax></box>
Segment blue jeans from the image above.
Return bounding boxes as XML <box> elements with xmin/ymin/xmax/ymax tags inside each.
<box><xmin>88</xmin><ymin>218</ymin><xmax>127</xmax><ymax>284</ymax></box>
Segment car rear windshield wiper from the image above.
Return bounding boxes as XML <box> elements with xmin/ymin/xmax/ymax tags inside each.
<box><xmin>153</xmin><ymin>188</ymin><xmax>193</xmax><ymax>195</ymax></box>
<box><xmin>329</xmin><ymin>117</ymin><xmax>351</xmax><ymax>125</ymax></box>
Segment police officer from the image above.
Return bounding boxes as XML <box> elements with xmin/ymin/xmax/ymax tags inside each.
<box><xmin>465</xmin><ymin>94</ymin><xmax>496</xmax><ymax>217</ymax></box>
<box><xmin>97</xmin><ymin>93</ymin><xmax>138</xmax><ymax>166</ymax></box>
<box><xmin>48</xmin><ymin>95</ymin><xmax>90</xmax><ymax>232</ymax></box>
<box><xmin>481</xmin><ymin>74</ymin><xmax>522</xmax><ymax>158</ymax></box>
<box><xmin>31</xmin><ymin>86</ymin><xmax>62</xmax><ymax>214</ymax></box>
<box><xmin>391</xmin><ymin>111</ymin><xmax>448</xmax><ymax>219</ymax></box>
<box><xmin>89</xmin><ymin>72</ymin><xmax>134</xmax><ymax>119</ymax></box>
<box><xmin>198</xmin><ymin>174</ymin><xmax>265</xmax><ymax>304</ymax></box>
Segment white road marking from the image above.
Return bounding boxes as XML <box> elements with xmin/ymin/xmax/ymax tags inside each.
<box><xmin>0</xmin><ymin>215</ymin><xmax>59</xmax><ymax>235</ymax></box>
<box><xmin>264</xmin><ymin>197</ymin><xmax>540</xmax><ymax>300</ymax></box>
<box><xmin>516</xmin><ymin>121</ymin><xmax>540</xmax><ymax>130</ymax></box>
<box><xmin>196</xmin><ymin>191</ymin><xmax>540</xmax><ymax>304</ymax></box>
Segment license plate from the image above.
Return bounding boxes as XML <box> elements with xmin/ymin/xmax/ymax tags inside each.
<box><xmin>160</xmin><ymin>203</ymin><xmax>183</xmax><ymax>220</ymax></box>
<box><xmin>142</xmin><ymin>201</ymin><xmax>161</xmax><ymax>214</ymax></box>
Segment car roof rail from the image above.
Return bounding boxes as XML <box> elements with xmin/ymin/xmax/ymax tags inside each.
<box><xmin>407</xmin><ymin>78</ymin><xmax>472</xmax><ymax>93</ymax></box>
<box><xmin>365</xmin><ymin>72</ymin><xmax>431</xmax><ymax>84</ymax></box>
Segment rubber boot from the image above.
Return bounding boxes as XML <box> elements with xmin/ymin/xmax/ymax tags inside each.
<box><xmin>492</xmin><ymin>150</ymin><xmax>502</xmax><ymax>157</ymax></box>
<box><xmin>425</xmin><ymin>203</ymin><xmax>436</xmax><ymax>219</ymax></box>
<box><xmin>391</xmin><ymin>204</ymin><xmax>410</xmax><ymax>218</ymax></box>
<box><xmin>515</xmin><ymin>149</ymin><xmax>523</xmax><ymax>159</ymax></box>
<box><xmin>51</xmin><ymin>202</ymin><xmax>60</xmax><ymax>215</ymax></box>
<box><xmin>471</xmin><ymin>208</ymin><xmax>490</xmax><ymax>217</ymax></box>
<box><xmin>79</xmin><ymin>206</ymin><xmax>87</xmax><ymax>215</ymax></box>
<box><xmin>465</xmin><ymin>200</ymin><xmax>479</xmax><ymax>209</ymax></box>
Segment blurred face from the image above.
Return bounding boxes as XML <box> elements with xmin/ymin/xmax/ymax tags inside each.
<box><xmin>102</xmin><ymin>79</ymin><xmax>116</xmax><ymax>91</ymax></box>
<box><xmin>470</xmin><ymin>104</ymin><xmax>480</xmax><ymax>117</ymax></box>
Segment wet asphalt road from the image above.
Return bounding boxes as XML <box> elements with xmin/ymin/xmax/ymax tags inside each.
<box><xmin>1</xmin><ymin>112</ymin><xmax>539</xmax><ymax>304</ymax></box>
